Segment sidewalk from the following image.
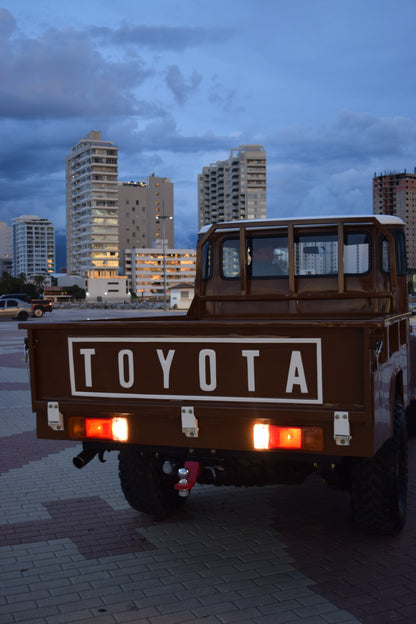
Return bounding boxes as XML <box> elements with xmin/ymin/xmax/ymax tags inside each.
<box><xmin>1</xmin><ymin>313</ymin><xmax>415</xmax><ymax>623</ymax></box>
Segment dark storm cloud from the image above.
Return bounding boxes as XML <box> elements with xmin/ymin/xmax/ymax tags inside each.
<box><xmin>89</xmin><ymin>23</ymin><xmax>230</xmax><ymax>51</ymax></box>
<box><xmin>0</xmin><ymin>18</ymin><xmax>163</xmax><ymax>119</ymax></box>
<box><xmin>0</xmin><ymin>119</ymin><xmax>87</xmax><ymax>178</ymax></box>
<box><xmin>164</xmin><ymin>66</ymin><xmax>202</xmax><ymax>104</ymax></box>
<box><xmin>275</xmin><ymin>112</ymin><xmax>416</xmax><ymax>166</ymax></box>
<box><xmin>120</xmin><ymin>117</ymin><xmax>232</xmax><ymax>154</ymax></box>
<box><xmin>263</xmin><ymin>112</ymin><xmax>416</xmax><ymax>220</ymax></box>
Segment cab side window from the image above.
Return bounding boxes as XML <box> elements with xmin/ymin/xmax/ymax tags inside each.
<box><xmin>381</xmin><ymin>231</ymin><xmax>407</xmax><ymax>275</ymax></box>
<box><xmin>201</xmin><ymin>241</ymin><xmax>212</xmax><ymax>281</ymax></box>
<box><xmin>221</xmin><ymin>238</ymin><xmax>240</xmax><ymax>279</ymax></box>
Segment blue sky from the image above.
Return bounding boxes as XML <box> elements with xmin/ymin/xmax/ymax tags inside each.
<box><xmin>1</xmin><ymin>0</ymin><xmax>416</xmax><ymax>260</ymax></box>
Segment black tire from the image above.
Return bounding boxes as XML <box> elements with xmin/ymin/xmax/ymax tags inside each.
<box><xmin>350</xmin><ymin>401</ymin><xmax>408</xmax><ymax>535</ymax></box>
<box><xmin>33</xmin><ymin>307</ymin><xmax>44</xmax><ymax>318</ymax></box>
<box><xmin>118</xmin><ymin>450</ymin><xmax>186</xmax><ymax>518</ymax></box>
<box><xmin>17</xmin><ymin>311</ymin><xmax>28</xmax><ymax>321</ymax></box>
<box><xmin>406</xmin><ymin>400</ymin><xmax>416</xmax><ymax>437</ymax></box>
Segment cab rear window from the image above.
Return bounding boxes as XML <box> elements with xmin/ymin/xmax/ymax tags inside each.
<box><xmin>294</xmin><ymin>231</ymin><xmax>370</xmax><ymax>276</ymax></box>
<box><xmin>219</xmin><ymin>231</ymin><xmax>372</xmax><ymax>279</ymax></box>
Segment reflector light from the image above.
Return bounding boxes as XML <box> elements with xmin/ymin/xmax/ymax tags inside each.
<box><xmin>69</xmin><ymin>417</ymin><xmax>85</xmax><ymax>439</ymax></box>
<box><xmin>253</xmin><ymin>424</ymin><xmax>323</xmax><ymax>451</ymax></box>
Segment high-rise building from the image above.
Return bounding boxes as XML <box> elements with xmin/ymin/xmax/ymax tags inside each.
<box><xmin>118</xmin><ymin>175</ymin><xmax>174</xmax><ymax>271</ymax></box>
<box><xmin>198</xmin><ymin>145</ymin><xmax>267</xmax><ymax>229</ymax></box>
<box><xmin>0</xmin><ymin>221</ymin><xmax>12</xmax><ymax>258</ymax></box>
<box><xmin>65</xmin><ymin>131</ymin><xmax>119</xmax><ymax>277</ymax></box>
<box><xmin>125</xmin><ymin>246</ymin><xmax>196</xmax><ymax>299</ymax></box>
<box><xmin>373</xmin><ymin>169</ymin><xmax>416</xmax><ymax>271</ymax></box>
<box><xmin>12</xmin><ymin>215</ymin><xmax>55</xmax><ymax>277</ymax></box>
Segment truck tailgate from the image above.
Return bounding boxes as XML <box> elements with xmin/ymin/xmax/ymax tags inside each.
<box><xmin>23</xmin><ymin>316</ymin><xmax>371</xmax><ymax>454</ymax></box>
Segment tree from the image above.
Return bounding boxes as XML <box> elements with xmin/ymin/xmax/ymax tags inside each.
<box><xmin>66</xmin><ymin>285</ymin><xmax>86</xmax><ymax>301</ymax></box>
<box><xmin>0</xmin><ymin>271</ymin><xmax>29</xmax><ymax>295</ymax></box>
<box><xmin>33</xmin><ymin>275</ymin><xmax>46</xmax><ymax>294</ymax></box>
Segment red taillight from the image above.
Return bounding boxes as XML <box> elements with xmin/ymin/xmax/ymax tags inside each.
<box><xmin>270</xmin><ymin>426</ymin><xmax>302</xmax><ymax>449</ymax></box>
<box><xmin>69</xmin><ymin>417</ymin><xmax>128</xmax><ymax>442</ymax></box>
<box><xmin>85</xmin><ymin>419</ymin><xmax>112</xmax><ymax>439</ymax></box>
<box><xmin>253</xmin><ymin>424</ymin><xmax>323</xmax><ymax>451</ymax></box>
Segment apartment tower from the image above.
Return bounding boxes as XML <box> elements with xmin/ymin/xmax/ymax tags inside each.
<box><xmin>118</xmin><ymin>175</ymin><xmax>174</xmax><ymax>271</ymax></box>
<box><xmin>0</xmin><ymin>221</ymin><xmax>12</xmax><ymax>275</ymax></box>
<box><xmin>65</xmin><ymin>131</ymin><xmax>119</xmax><ymax>277</ymax></box>
<box><xmin>373</xmin><ymin>169</ymin><xmax>416</xmax><ymax>271</ymax></box>
<box><xmin>198</xmin><ymin>145</ymin><xmax>267</xmax><ymax>229</ymax></box>
<box><xmin>12</xmin><ymin>215</ymin><xmax>55</xmax><ymax>277</ymax></box>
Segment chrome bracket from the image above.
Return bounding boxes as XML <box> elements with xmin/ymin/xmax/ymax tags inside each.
<box><xmin>181</xmin><ymin>406</ymin><xmax>199</xmax><ymax>438</ymax></box>
<box><xmin>375</xmin><ymin>340</ymin><xmax>383</xmax><ymax>370</ymax></box>
<box><xmin>47</xmin><ymin>401</ymin><xmax>64</xmax><ymax>431</ymax></box>
<box><xmin>333</xmin><ymin>411</ymin><xmax>351</xmax><ymax>446</ymax></box>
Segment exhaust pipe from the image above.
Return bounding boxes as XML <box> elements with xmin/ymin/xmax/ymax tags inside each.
<box><xmin>73</xmin><ymin>449</ymin><xmax>98</xmax><ymax>469</ymax></box>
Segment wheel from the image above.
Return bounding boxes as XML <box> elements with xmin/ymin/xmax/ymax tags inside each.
<box><xmin>118</xmin><ymin>450</ymin><xmax>186</xmax><ymax>518</ymax></box>
<box><xmin>33</xmin><ymin>307</ymin><xmax>44</xmax><ymax>318</ymax></box>
<box><xmin>350</xmin><ymin>401</ymin><xmax>408</xmax><ymax>535</ymax></box>
<box><xmin>17</xmin><ymin>311</ymin><xmax>28</xmax><ymax>321</ymax></box>
<box><xmin>406</xmin><ymin>400</ymin><xmax>416</xmax><ymax>437</ymax></box>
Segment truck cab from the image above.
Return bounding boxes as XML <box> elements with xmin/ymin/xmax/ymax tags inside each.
<box><xmin>190</xmin><ymin>215</ymin><xmax>408</xmax><ymax>318</ymax></box>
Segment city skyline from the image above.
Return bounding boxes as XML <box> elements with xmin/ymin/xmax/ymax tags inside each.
<box><xmin>1</xmin><ymin>1</ymin><xmax>416</xmax><ymax>253</ymax></box>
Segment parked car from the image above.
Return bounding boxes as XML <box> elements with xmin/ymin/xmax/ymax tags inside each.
<box><xmin>0</xmin><ymin>294</ymin><xmax>53</xmax><ymax>317</ymax></box>
<box><xmin>0</xmin><ymin>298</ymin><xmax>33</xmax><ymax>320</ymax></box>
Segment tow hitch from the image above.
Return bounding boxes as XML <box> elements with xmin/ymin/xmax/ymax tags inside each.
<box><xmin>174</xmin><ymin>461</ymin><xmax>201</xmax><ymax>497</ymax></box>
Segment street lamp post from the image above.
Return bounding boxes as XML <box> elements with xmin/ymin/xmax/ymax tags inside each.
<box><xmin>156</xmin><ymin>215</ymin><xmax>173</xmax><ymax>309</ymax></box>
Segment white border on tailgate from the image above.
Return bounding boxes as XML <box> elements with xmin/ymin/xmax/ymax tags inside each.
<box><xmin>68</xmin><ymin>336</ymin><xmax>323</xmax><ymax>405</ymax></box>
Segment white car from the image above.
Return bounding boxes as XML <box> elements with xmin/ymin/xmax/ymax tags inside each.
<box><xmin>0</xmin><ymin>298</ymin><xmax>33</xmax><ymax>320</ymax></box>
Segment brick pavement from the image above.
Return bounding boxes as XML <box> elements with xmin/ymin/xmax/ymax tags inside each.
<box><xmin>0</xmin><ymin>313</ymin><xmax>415</xmax><ymax>623</ymax></box>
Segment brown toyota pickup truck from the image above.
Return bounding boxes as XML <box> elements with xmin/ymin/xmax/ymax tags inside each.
<box><xmin>21</xmin><ymin>215</ymin><xmax>416</xmax><ymax>534</ymax></box>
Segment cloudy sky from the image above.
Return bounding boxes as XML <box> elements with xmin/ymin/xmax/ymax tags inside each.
<box><xmin>1</xmin><ymin>0</ymin><xmax>416</xmax><ymax>265</ymax></box>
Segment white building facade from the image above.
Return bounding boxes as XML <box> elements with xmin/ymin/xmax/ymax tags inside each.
<box><xmin>12</xmin><ymin>215</ymin><xmax>55</xmax><ymax>277</ymax></box>
<box><xmin>169</xmin><ymin>282</ymin><xmax>195</xmax><ymax>310</ymax></box>
<box><xmin>125</xmin><ymin>247</ymin><xmax>196</xmax><ymax>301</ymax></box>
<box><xmin>66</xmin><ymin>131</ymin><xmax>119</xmax><ymax>278</ymax></box>
<box><xmin>198</xmin><ymin>145</ymin><xmax>267</xmax><ymax>229</ymax></box>
<box><xmin>86</xmin><ymin>276</ymin><xmax>129</xmax><ymax>303</ymax></box>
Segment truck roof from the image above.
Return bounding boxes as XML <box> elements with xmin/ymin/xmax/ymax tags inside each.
<box><xmin>198</xmin><ymin>214</ymin><xmax>404</xmax><ymax>234</ymax></box>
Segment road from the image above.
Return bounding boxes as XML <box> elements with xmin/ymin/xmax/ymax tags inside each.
<box><xmin>1</xmin><ymin>309</ymin><xmax>416</xmax><ymax>623</ymax></box>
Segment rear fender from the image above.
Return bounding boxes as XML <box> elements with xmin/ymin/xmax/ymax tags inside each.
<box><xmin>390</xmin><ymin>368</ymin><xmax>404</xmax><ymax>433</ymax></box>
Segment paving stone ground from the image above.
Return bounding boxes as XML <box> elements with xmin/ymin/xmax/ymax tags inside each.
<box><xmin>1</xmin><ymin>311</ymin><xmax>415</xmax><ymax>623</ymax></box>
